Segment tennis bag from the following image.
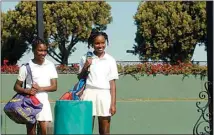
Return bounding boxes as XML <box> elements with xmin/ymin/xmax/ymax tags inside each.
<box><xmin>4</xmin><ymin>63</ymin><xmax>43</xmax><ymax>124</ymax></box>
<box><xmin>59</xmin><ymin>51</ymin><xmax>93</xmax><ymax>101</ymax></box>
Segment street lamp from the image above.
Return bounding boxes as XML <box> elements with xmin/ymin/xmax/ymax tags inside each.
<box><xmin>206</xmin><ymin>1</ymin><xmax>213</xmax><ymax>134</ymax></box>
<box><xmin>36</xmin><ymin>1</ymin><xmax>44</xmax><ymax>39</ymax></box>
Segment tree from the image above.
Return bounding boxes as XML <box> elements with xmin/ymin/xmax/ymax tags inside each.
<box><xmin>1</xmin><ymin>11</ymin><xmax>29</xmax><ymax>65</ymax></box>
<box><xmin>1</xmin><ymin>36</ymin><xmax>28</xmax><ymax>65</ymax></box>
<box><xmin>1</xmin><ymin>1</ymin><xmax>112</xmax><ymax>65</ymax></box>
<box><xmin>133</xmin><ymin>1</ymin><xmax>206</xmax><ymax>63</ymax></box>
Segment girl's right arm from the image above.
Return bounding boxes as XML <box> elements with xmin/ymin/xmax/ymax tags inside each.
<box><xmin>14</xmin><ymin>80</ymin><xmax>37</xmax><ymax>95</ymax></box>
<box><xmin>78</xmin><ymin>66</ymin><xmax>89</xmax><ymax>80</ymax></box>
<box><xmin>14</xmin><ymin>65</ymin><xmax>37</xmax><ymax>95</ymax></box>
<box><xmin>77</xmin><ymin>57</ymin><xmax>92</xmax><ymax>79</ymax></box>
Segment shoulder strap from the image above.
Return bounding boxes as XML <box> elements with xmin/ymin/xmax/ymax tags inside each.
<box><xmin>23</xmin><ymin>63</ymin><xmax>33</xmax><ymax>88</ymax></box>
<box><xmin>25</xmin><ymin>63</ymin><xmax>33</xmax><ymax>83</ymax></box>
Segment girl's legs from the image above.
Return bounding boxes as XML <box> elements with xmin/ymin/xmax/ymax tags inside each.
<box><xmin>98</xmin><ymin>116</ymin><xmax>111</xmax><ymax>135</ymax></box>
<box><xmin>92</xmin><ymin>116</ymin><xmax>95</xmax><ymax>131</ymax></box>
<box><xmin>38</xmin><ymin>121</ymin><xmax>48</xmax><ymax>135</ymax></box>
<box><xmin>26</xmin><ymin>123</ymin><xmax>36</xmax><ymax>135</ymax></box>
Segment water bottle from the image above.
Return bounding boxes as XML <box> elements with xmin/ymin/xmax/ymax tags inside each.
<box><xmin>86</xmin><ymin>51</ymin><xmax>93</xmax><ymax>72</ymax></box>
<box><xmin>86</xmin><ymin>51</ymin><xmax>93</xmax><ymax>58</ymax></box>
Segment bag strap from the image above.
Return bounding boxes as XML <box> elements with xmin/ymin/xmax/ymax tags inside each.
<box><xmin>73</xmin><ymin>51</ymin><xmax>92</xmax><ymax>98</ymax></box>
<box><xmin>25</xmin><ymin>63</ymin><xmax>33</xmax><ymax>83</ymax></box>
<box><xmin>23</xmin><ymin>63</ymin><xmax>33</xmax><ymax>88</ymax></box>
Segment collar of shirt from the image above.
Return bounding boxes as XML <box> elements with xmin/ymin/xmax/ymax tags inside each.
<box><xmin>91</xmin><ymin>52</ymin><xmax>108</xmax><ymax>60</ymax></box>
<box><xmin>30</xmin><ymin>59</ymin><xmax>49</xmax><ymax>66</ymax></box>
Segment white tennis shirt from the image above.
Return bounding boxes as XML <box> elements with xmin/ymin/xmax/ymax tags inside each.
<box><xmin>79</xmin><ymin>52</ymin><xmax>119</xmax><ymax>90</ymax></box>
<box><xmin>17</xmin><ymin>59</ymin><xmax>58</xmax><ymax>99</ymax></box>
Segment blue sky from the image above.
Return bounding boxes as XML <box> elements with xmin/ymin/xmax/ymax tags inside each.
<box><xmin>1</xmin><ymin>1</ymin><xmax>207</xmax><ymax>65</ymax></box>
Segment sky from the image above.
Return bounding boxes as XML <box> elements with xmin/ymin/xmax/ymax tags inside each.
<box><xmin>1</xmin><ymin>1</ymin><xmax>207</xmax><ymax>66</ymax></box>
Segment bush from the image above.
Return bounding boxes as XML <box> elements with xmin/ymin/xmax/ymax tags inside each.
<box><xmin>118</xmin><ymin>62</ymin><xmax>207</xmax><ymax>77</ymax></box>
<box><xmin>1</xmin><ymin>62</ymin><xmax>207</xmax><ymax>78</ymax></box>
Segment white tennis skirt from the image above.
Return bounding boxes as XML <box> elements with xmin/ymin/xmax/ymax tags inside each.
<box><xmin>81</xmin><ymin>87</ymin><xmax>111</xmax><ymax>117</ymax></box>
<box><xmin>35</xmin><ymin>92</ymin><xmax>52</xmax><ymax>122</ymax></box>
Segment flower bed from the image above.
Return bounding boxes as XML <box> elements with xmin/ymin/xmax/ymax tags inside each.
<box><xmin>1</xmin><ymin>62</ymin><xmax>207</xmax><ymax>78</ymax></box>
<box><xmin>118</xmin><ymin>62</ymin><xmax>207</xmax><ymax>76</ymax></box>
<box><xmin>1</xmin><ymin>65</ymin><xmax>20</xmax><ymax>74</ymax></box>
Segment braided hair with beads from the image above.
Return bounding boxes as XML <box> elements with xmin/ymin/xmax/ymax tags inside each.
<box><xmin>87</xmin><ymin>29</ymin><xmax>109</xmax><ymax>49</ymax></box>
<box><xmin>31</xmin><ymin>37</ymin><xmax>46</xmax><ymax>51</ymax></box>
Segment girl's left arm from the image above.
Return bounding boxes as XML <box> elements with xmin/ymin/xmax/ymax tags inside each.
<box><xmin>109</xmin><ymin>79</ymin><xmax>117</xmax><ymax>116</ymax></box>
<box><xmin>109</xmin><ymin>58</ymin><xmax>119</xmax><ymax>116</ymax></box>
<box><xmin>33</xmin><ymin>79</ymin><xmax>57</xmax><ymax>92</ymax></box>
<box><xmin>110</xmin><ymin>79</ymin><xmax>116</xmax><ymax>107</ymax></box>
<box><xmin>33</xmin><ymin>63</ymin><xmax>58</xmax><ymax>92</ymax></box>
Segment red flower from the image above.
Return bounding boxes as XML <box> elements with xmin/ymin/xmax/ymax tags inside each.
<box><xmin>3</xmin><ymin>59</ymin><xmax>9</xmax><ymax>65</ymax></box>
<box><xmin>1</xmin><ymin>62</ymin><xmax>207</xmax><ymax>76</ymax></box>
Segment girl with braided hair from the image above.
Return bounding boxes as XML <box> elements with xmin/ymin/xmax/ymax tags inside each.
<box><xmin>78</xmin><ymin>30</ymin><xmax>119</xmax><ymax>134</ymax></box>
<box><xmin>14</xmin><ymin>37</ymin><xmax>58</xmax><ymax>135</ymax></box>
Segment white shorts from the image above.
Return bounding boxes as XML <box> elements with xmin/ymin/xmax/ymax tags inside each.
<box><xmin>35</xmin><ymin>93</ymin><xmax>52</xmax><ymax>122</ymax></box>
<box><xmin>81</xmin><ymin>87</ymin><xmax>111</xmax><ymax>117</ymax></box>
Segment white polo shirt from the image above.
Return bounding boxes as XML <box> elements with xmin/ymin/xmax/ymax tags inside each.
<box><xmin>79</xmin><ymin>52</ymin><xmax>119</xmax><ymax>90</ymax></box>
<box><xmin>17</xmin><ymin>59</ymin><xmax>58</xmax><ymax>99</ymax></box>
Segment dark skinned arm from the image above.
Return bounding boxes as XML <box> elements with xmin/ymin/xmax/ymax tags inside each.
<box><xmin>109</xmin><ymin>79</ymin><xmax>117</xmax><ymax>116</ymax></box>
<box><xmin>77</xmin><ymin>58</ymin><xmax>92</xmax><ymax>80</ymax></box>
<box><xmin>14</xmin><ymin>80</ymin><xmax>37</xmax><ymax>95</ymax></box>
<box><xmin>77</xmin><ymin>65</ymin><xmax>89</xmax><ymax>80</ymax></box>
<box><xmin>32</xmin><ymin>79</ymin><xmax>57</xmax><ymax>92</ymax></box>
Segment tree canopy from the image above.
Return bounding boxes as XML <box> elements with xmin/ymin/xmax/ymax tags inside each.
<box><xmin>1</xmin><ymin>1</ymin><xmax>112</xmax><ymax>65</ymax></box>
<box><xmin>133</xmin><ymin>1</ymin><xmax>206</xmax><ymax>62</ymax></box>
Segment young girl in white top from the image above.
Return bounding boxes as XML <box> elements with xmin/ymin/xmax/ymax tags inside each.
<box><xmin>78</xmin><ymin>30</ymin><xmax>119</xmax><ymax>134</ymax></box>
<box><xmin>14</xmin><ymin>37</ymin><xmax>58</xmax><ymax>135</ymax></box>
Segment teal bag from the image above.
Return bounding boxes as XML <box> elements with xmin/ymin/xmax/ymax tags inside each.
<box><xmin>54</xmin><ymin>100</ymin><xmax>92</xmax><ymax>134</ymax></box>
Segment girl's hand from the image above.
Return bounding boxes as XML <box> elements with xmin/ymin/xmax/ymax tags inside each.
<box><xmin>32</xmin><ymin>82</ymin><xmax>41</xmax><ymax>91</ymax></box>
<box><xmin>25</xmin><ymin>88</ymin><xmax>37</xmax><ymax>95</ymax></box>
<box><xmin>109</xmin><ymin>105</ymin><xmax>116</xmax><ymax>116</ymax></box>
<box><xmin>84</xmin><ymin>58</ymin><xmax>92</xmax><ymax>69</ymax></box>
